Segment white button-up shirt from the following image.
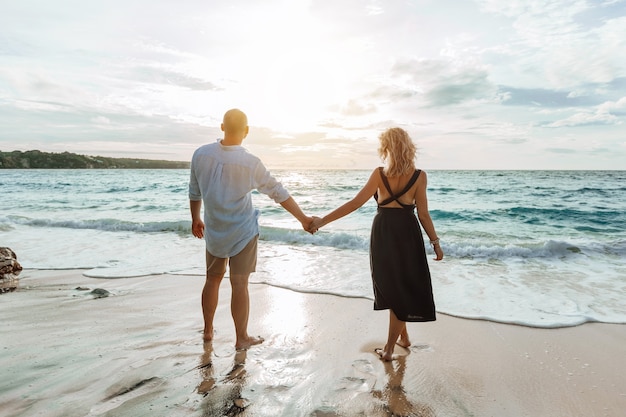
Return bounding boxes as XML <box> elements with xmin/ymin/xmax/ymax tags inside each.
<box><xmin>189</xmin><ymin>140</ymin><xmax>290</xmax><ymax>257</ymax></box>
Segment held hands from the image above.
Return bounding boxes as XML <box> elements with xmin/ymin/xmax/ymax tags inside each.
<box><xmin>301</xmin><ymin>216</ymin><xmax>323</xmax><ymax>234</ymax></box>
<box><xmin>300</xmin><ymin>216</ymin><xmax>316</xmax><ymax>234</ymax></box>
<box><xmin>308</xmin><ymin>216</ymin><xmax>323</xmax><ymax>234</ymax></box>
<box><xmin>301</xmin><ymin>215</ymin><xmax>443</xmax><ymax>262</ymax></box>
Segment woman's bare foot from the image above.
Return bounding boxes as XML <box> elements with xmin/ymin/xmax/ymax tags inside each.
<box><xmin>375</xmin><ymin>346</ymin><xmax>394</xmax><ymax>361</ymax></box>
<box><xmin>235</xmin><ymin>335</ymin><xmax>264</xmax><ymax>351</ymax></box>
<box><xmin>396</xmin><ymin>334</ymin><xmax>411</xmax><ymax>349</ymax></box>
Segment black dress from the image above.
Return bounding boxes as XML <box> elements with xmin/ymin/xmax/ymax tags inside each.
<box><xmin>370</xmin><ymin>167</ymin><xmax>436</xmax><ymax>322</ymax></box>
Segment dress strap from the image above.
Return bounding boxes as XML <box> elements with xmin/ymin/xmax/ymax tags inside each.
<box><xmin>376</xmin><ymin>168</ymin><xmax>421</xmax><ymax>207</ymax></box>
<box><xmin>380</xmin><ymin>167</ymin><xmax>394</xmax><ymax>196</ymax></box>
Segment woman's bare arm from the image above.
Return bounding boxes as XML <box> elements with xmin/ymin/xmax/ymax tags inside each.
<box><xmin>415</xmin><ymin>171</ymin><xmax>443</xmax><ymax>260</ymax></box>
<box><xmin>315</xmin><ymin>168</ymin><xmax>379</xmax><ymax>228</ymax></box>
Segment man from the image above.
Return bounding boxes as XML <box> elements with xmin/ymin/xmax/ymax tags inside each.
<box><xmin>189</xmin><ymin>109</ymin><xmax>312</xmax><ymax>350</ymax></box>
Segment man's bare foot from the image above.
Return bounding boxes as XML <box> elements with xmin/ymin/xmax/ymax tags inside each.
<box><xmin>375</xmin><ymin>346</ymin><xmax>394</xmax><ymax>361</ymax></box>
<box><xmin>203</xmin><ymin>328</ymin><xmax>214</xmax><ymax>342</ymax></box>
<box><xmin>197</xmin><ymin>377</ymin><xmax>215</xmax><ymax>395</ymax></box>
<box><xmin>235</xmin><ymin>335</ymin><xmax>264</xmax><ymax>351</ymax></box>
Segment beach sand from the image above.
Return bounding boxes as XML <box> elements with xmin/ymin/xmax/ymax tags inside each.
<box><xmin>1</xmin><ymin>270</ymin><xmax>624</xmax><ymax>417</ymax></box>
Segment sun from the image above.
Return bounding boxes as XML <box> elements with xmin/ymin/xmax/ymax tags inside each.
<box><xmin>227</xmin><ymin>6</ymin><xmax>354</xmax><ymax>132</ymax></box>
<box><xmin>257</xmin><ymin>50</ymin><xmax>346</xmax><ymax>131</ymax></box>
<box><xmin>207</xmin><ymin>4</ymin><xmax>361</xmax><ymax>132</ymax></box>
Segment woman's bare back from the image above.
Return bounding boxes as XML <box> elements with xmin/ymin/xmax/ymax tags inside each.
<box><xmin>376</xmin><ymin>170</ymin><xmax>420</xmax><ymax>208</ymax></box>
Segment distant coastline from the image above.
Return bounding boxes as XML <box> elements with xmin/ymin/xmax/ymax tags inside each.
<box><xmin>0</xmin><ymin>150</ymin><xmax>189</xmax><ymax>169</ymax></box>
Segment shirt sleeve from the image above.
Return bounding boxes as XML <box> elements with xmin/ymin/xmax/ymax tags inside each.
<box><xmin>252</xmin><ymin>160</ymin><xmax>290</xmax><ymax>203</ymax></box>
<box><xmin>188</xmin><ymin>156</ymin><xmax>202</xmax><ymax>201</ymax></box>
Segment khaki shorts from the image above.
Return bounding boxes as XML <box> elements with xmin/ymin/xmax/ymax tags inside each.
<box><xmin>206</xmin><ymin>235</ymin><xmax>258</xmax><ymax>276</ymax></box>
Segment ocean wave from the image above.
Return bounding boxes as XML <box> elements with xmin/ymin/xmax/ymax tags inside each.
<box><xmin>260</xmin><ymin>226</ymin><xmax>622</xmax><ymax>259</ymax></box>
<box><xmin>430</xmin><ymin>210</ymin><xmax>496</xmax><ymax>222</ymax></box>
<box><xmin>444</xmin><ymin>240</ymin><xmax>584</xmax><ymax>259</ymax></box>
<box><xmin>259</xmin><ymin>226</ymin><xmax>369</xmax><ymax>250</ymax></box>
<box><xmin>450</xmin><ymin>239</ymin><xmax>626</xmax><ymax>258</ymax></box>
<box><xmin>5</xmin><ymin>214</ymin><xmax>624</xmax><ymax>259</ymax></box>
<box><xmin>2</xmin><ymin>215</ymin><xmax>368</xmax><ymax>250</ymax></box>
<box><xmin>430</xmin><ymin>206</ymin><xmax>625</xmax><ymax>229</ymax></box>
<box><xmin>576</xmin><ymin>186</ymin><xmax>626</xmax><ymax>195</ymax></box>
<box><xmin>432</xmin><ymin>183</ymin><xmax>626</xmax><ymax>199</ymax></box>
<box><xmin>4</xmin><ymin>215</ymin><xmax>191</xmax><ymax>235</ymax></box>
<box><xmin>506</xmin><ymin>206</ymin><xmax>623</xmax><ymax>220</ymax></box>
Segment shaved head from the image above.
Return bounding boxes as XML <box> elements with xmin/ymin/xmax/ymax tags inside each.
<box><xmin>222</xmin><ymin>109</ymin><xmax>248</xmax><ymax>135</ymax></box>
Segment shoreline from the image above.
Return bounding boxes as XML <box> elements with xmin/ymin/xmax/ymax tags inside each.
<box><xmin>30</xmin><ymin>266</ymin><xmax>622</xmax><ymax>330</ymax></box>
<box><xmin>1</xmin><ymin>269</ymin><xmax>624</xmax><ymax>416</ymax></box>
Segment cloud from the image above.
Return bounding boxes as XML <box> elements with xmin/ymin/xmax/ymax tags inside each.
<box><xmin>388</xmin><ymin>58</ymin><xmax>496</xmax><ymax>107</ymax></box>
<box><xmin>0</xmin><ymin>100</ymin><xmax>215</xmax><ymax>160</ymax></box>
<box><xmin>425</xmin><ymin>71</ymin><xmax>494</xmax><ymax>106</ymax></box>
<box><xmin>338</xmin><ymin>99</ymin><xmax>378</xmax><ymax>116</ymax></box>
<box><xmin>499</xmin><ymin>86</ymin><xmax>603</xmax><ymax>107</ymax></box>
<box><xmin>244</xmin><ymin>128</ymin><xmax>379</xmax><ymax>169</ymax></box>
<box><xmin>477</xmin><ymin>0</ymin><xmax>626</xmax><ymax>88</ymax></box>
<box><xmin>546</xmin><ymin>111</ymin><xmax>619</xmax><ymax>127</ymax></box>
<box><xmin>129</xmin><ymin>66</ymin><xmax>220</xmax><ymax>91</ymax></box>
<box><xmin>546</xmin><ymin>147</ymin><xmax>578</xmax><ymax>154</ymax></box>
<box><xmin>544</xmin><ymin>96</ymin><xmax>626</xmax><ymax>127</ymax></box>
<box><xmin>572</xmin><ymin>0</ymin><xmax>626</xmax><ymax>29</ymax></box>
<box><xmin>91</xmin><ymin>116</ymin><xmax>111</xmax><ymax>125</ymax></box>
<box><xmin>598</xmin><ymin>96</ymin><xmax>626</xmax><ymax>112</ymax></box>
<box><xmin>366</xmin><ymin>85</ymin><xmax>417</xmax><ymax>102</ymax></box>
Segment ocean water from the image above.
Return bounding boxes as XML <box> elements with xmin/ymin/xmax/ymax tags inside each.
<box><xmin>2</xmin><ymin>169</ymin><xmax>625</xmax><ymax>328</ymax></box>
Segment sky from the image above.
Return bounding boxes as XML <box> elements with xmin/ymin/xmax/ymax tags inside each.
<box><xmin>1</xmin><ymin>0</ymin><xmax>625</xmax><ymax>170</ymax></box>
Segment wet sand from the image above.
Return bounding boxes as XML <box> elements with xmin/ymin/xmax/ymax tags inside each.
<box><xmin>1</xmin><ymin>269</ymin><xmax>624</xmax><ymax>416</ymax></box>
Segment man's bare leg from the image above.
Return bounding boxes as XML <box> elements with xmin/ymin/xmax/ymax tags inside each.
<box><xmin>202</xmin><ymin>272</ymin><xmax>224</xmax><ymax>341</ymax></box>
<box><xmin>230</xmin><ymin>273</ymin><xmax>264</xmax><ymax>350</ymax></box>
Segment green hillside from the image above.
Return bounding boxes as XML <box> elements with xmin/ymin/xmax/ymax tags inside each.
<box><xmin>0</xmin><ymin>150</ymin><xmax>190</xmax><ymax>169</ymax></box>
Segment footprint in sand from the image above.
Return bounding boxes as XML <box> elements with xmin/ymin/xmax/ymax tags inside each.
<box><xmin>410</xmin><ymin>344</ymin><xmax>434</xmax><ymax>352</ymax></box>
<box><xmin>310</xmin><ymin>407</ymin><xmax>343</xmax><ymax>416</ymax></box>
<box><xmin>351</xmin><ymin>358</ymin><xmax>375</xmax><ymax>375</ymax></box>
<box><xmin>337</xmin><ymin>376</ymin><xmax>369</xmax><ymax>392</ymax></box>
<box><xmin>91</xmin><ymin>377</ymin><xmax>163</xmax><ymax>414</ymax></box>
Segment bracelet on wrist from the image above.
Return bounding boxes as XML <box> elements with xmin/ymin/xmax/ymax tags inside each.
<box><xmin>430</xmin><ymin>238</ymin><xmax>440</xmax><ymax>246</ymax></box>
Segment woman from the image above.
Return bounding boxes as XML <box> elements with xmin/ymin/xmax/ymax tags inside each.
<box><xmin>310</xmin><ymin>127</ymin><xmax>443</xmax><ymax>361</ymax></box>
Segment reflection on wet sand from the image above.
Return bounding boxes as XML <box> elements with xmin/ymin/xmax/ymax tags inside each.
<box><xmin>197</xmin><ymin>342</ymin><xmax>250</xmax><ymax>416</ymax></box>
<box><xmin>373</xmin><ymin>355</ymin><xmax>434</xmax><ymax>417</ymax></box>
<box><xmin>196</xmin><ymin>342</ymin><xmax>215</xmax><ymax>395</ymax></box>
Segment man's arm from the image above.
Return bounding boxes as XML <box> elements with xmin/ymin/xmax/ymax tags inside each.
<box><xmin>280</xmin><ymin>196</ymin><xmax>313</xmax><ymax>232</ymax></box>
<box><xmin>190</xmin><ymin>199</ymin><xmax>204</xmax><ymax>239</ymax></box>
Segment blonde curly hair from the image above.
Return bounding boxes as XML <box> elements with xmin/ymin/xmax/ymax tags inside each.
<box><xmin>378</xmin><ymin>127</ymin><xmax>416</xmax><ymax>177</ymax></box>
